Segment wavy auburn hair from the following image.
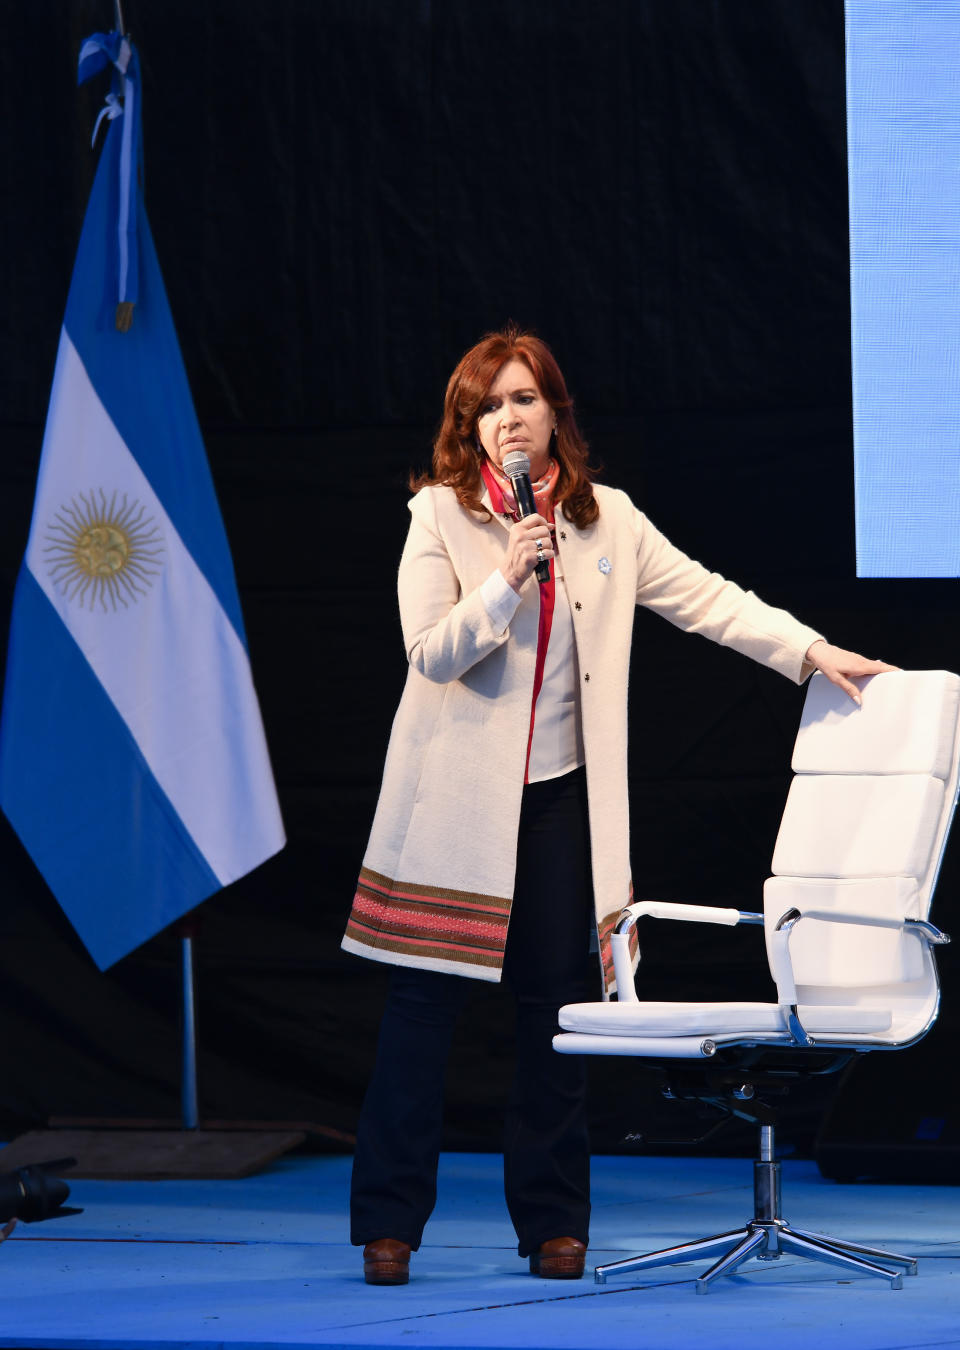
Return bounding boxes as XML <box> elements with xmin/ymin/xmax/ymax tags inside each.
<box><xmin>412</xmin><ymin>326</ymin><xmax>600</xmax><ymax>528</ymax></box>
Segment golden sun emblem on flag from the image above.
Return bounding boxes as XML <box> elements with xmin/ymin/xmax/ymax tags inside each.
<box><xmin>44</xmin><ymin>490</ymin><xmax>164</xmax><ymax>611</ymax></box>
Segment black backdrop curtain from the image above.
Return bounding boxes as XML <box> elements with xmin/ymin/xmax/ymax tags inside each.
<box><xmin>0</xmin><ymin>0</ymin><xmax>956</xmax><ymax>1152</ymax></box>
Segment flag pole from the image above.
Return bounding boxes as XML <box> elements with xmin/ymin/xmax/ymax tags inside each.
<box><xmin>113</xmin><ymin>1</ymin><xmax>126</xmax><ymax>35</ymax></box>
<box><xmin>177</xmin><ymin>916</ymin><xmax>200</xmax><ymax>1130</ymax></box>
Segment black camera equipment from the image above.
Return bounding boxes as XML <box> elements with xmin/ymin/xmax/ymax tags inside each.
<box><xmin>0</xmin><ymin>1157</ymin><xmax>81</xmax><ymax>1242</ymax></box>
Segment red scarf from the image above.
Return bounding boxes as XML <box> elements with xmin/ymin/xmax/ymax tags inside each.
<box><xmin>481</xmin><ymin>457</ymin><xmax>560</xmax><ymax>783</ymax></box>
<box><xmin>481</xmin><ymin>455</ymin><xmax>560</xmax><ymax>525</ymax></box>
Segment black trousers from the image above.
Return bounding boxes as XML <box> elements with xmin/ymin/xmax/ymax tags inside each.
<box><xmin>350</xmin><ymin>766</ymin><xmax>594</xmax><ymax>1257</ymax></box>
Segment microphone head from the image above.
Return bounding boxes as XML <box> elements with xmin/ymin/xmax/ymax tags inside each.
<box><xmin>501</xmin><ymin>450</ymin><xmax>531</xmax><ymax>480</ymax></box>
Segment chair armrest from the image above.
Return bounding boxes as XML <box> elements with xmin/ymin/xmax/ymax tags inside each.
<box><xmin>611</xmin><ymin>902</ymin><xmax>764</xmax><ymax>1002</ymax></box>
<box><xmin>767</xmin><ymin>908</ymin><xmax>951</xmax><ymax>1049</ymax></box>
<box><xmin>767</xmin><ymin>910</ymin><xmax>809</xmax><ymax>1044</ymax></box>
<box><xmin>790</xmin><ymin>909</ymin><xmax>949</xmax><ymax>943</ymax></box>
<box><xmin>905</xmin><ymin>918</ymin><xmax>951</xmax><ymax>945</ymax></box>
<box><xmin>616</xmin><ymin>901</ymin><xmax>764</xmax><ymax>935</ymax></box>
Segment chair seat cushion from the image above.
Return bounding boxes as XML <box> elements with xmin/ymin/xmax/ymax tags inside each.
<box><xmin>557</xmin><ymin>1000</ymin><xmax>893</xmax><ymax>1037</ymax></box>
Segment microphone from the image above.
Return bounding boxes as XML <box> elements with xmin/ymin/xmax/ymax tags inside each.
<box><xmin>501</xmin><ymin>450</ymin><xmax>550</xmax><ymax>584</ymax></box>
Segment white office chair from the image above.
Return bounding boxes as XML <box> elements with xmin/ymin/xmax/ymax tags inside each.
<box><xmin>556</xmin><ymin>670</ymin><xmax>960</xmax><ymax>1292</ymax></box>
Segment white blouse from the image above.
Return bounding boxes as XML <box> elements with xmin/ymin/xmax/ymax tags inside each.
<box><xmin>479</xmin><ymin>557</ymin><xmax>585</xmax><ymax>783</ymax></box>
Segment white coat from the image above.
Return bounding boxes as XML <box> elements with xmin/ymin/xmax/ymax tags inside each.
<box><xmin>342</xmin><ymin>482</ymin><xmax>822</xmax><ymax>995</ymax></box>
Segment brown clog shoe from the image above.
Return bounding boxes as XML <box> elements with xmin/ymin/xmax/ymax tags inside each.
<box><xmin>529</xmin><ymin>1236</ymin><xmax>587</xmax><ymax>1279</ymax></box>
<box><xmin>363</xmin><ymin>1238</ymin><xmax>411</xmax><ymax>1285</ymax></box>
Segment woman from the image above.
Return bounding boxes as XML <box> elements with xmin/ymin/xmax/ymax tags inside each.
<box><xmin>342</xmin><ymin>326</ymin><xmax>894</xmax><ymax>1285</ymax></box>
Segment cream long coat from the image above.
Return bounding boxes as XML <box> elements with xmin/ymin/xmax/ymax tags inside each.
<box><xmin>342</xmin><ymin>482</ymin><xmax>822</xmax><ymax>996</ymax></box>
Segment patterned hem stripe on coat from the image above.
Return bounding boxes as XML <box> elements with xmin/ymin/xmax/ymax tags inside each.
<box><xmin>344</xmin><ymin>867</ymin><xmax>511</xmax><ymax>970</ymax></box>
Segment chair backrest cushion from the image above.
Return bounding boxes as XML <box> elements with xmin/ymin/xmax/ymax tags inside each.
<box><xmin>764</xmin><ymin>875</ymin><xmax>924</xmax><ymax>987</ymax></box>
<box><xmin>793</xmin><ymin>669</ymin><xmax>960</xmax><ymax>779</ymax></box>
<box><xmin>766</xmin><ymin>670</ymin><xmax>960</xmax><ymax>1008</ymax></box>
<box><xmin>771</xmin><ymin>773</ymin><xmax>944</xmax><ymax>879</ymax></box>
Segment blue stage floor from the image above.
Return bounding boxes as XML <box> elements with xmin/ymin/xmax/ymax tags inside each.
<box><xmin>0</xmin><ymin>1151</ymin><xmax>958</xmax><ymax>1350</ymax></box>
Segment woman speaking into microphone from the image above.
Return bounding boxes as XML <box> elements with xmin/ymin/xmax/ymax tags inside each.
<box><xmin>342</xmin><ymin>325</ymin><xmax>894</xmax><ymax>1285</ymax></box>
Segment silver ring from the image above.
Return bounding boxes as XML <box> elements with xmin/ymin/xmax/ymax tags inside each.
<box><xmin>536</xmin><ymin>539</ymin><xmax>544</xmax><ymax>556</ymax></box>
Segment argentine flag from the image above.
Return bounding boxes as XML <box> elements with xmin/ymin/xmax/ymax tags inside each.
<box><xmin>0</xmin><ymin>32</ymin><xmax>285</xmax><ymax>969</ymax></box>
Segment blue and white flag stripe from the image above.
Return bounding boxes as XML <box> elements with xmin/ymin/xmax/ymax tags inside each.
<box><xmin>0</xmin><ymin>38</ymin><xmax>284</xmax><ymax>969</ymax></box>
<box><xmin>1</xmin><ymin>569</ymin><xmax>225</xmax><ymax>968</ymax></box>
<box><xmin>25</xmin><ymin>333</ymin><xmax>283</xmax><ymax>890</ymax></box>
<box><xmin>63</xmin><ymin>101</ymin><xmax>245</xmax><ymax>641</ymax></box>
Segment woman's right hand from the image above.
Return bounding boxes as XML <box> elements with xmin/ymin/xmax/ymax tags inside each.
<box><xmin>500</xmin><ymin>514</ymin><xmax>555</xmax><ymax>593</ymax></box>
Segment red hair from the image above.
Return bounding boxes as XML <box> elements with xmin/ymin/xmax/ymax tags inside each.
<box><xmin>412</xmin><ymin>325</ymin><xmax>600</xmax><ymax>528</ymax></box>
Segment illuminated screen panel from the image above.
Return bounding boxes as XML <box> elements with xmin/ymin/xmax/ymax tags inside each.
<box><xmin>847</xmin><ymin>1</ymin><xmax>960</xmax><ymax>577</ymax></box>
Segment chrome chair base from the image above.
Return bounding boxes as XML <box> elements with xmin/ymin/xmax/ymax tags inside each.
<box><xmin>596</xmin><ymin>1125</ymin><xmax>917</xmax><ymax>1293</ymax></box>
<box><xmin>595</xmin><ymin>1218</ymin><xmax>917</xmax><ymax>1293</ymax></box>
